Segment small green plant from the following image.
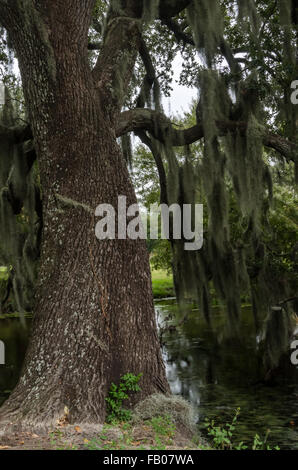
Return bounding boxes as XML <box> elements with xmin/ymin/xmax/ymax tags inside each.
<box><xmin>150</xmin><ymin>415</ymin><xmax>176</xmax><ymax>439</ymax></box>
<box><xmin>204</xmin><ymin>408</ymin><xmax>280</xmax><ymax>451</ymax></box>
<box><xmin>149</xmin><ymin>415</ymin><xmax>176</xmax><ymax>449</ymax></box>
<box><xmin>252</xmin><ymin>431</ymin><xmax>280</xmax><ymax>451</ymax></box>
<box><xmin>150</xmin><ymin>435</ymin><xmax>167</xmax><ymax>451</ymax></box>
<box><xmin>49</xmin><ymin>429</ymin><xmax>77</xmax><ymax>450</ymax></box>
<box><xmin>83</xmin><ymin>417</ymin><xmax>177</xmax><ymax>451</ymax></box>
<box><xmin>49</xmin><ymin>428</ymin><xmax>64</xmax><ymax>447</ymax></box>
<box><xmin>106</xmin><ymin>373</ymin><xmax>143</xmax><ymax>423</ymax></box>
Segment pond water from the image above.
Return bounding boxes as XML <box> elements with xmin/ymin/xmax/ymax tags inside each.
<box><xmin>0</xmin><ymin>301</ymin><xmax>298</xmax><ymax>449</ymax></box>
<box><xmin>0</xmin><ymin>318</ymin><xmax>29</xmax><ymax>407</ymax></box>
<box><xmin>156</xmin><ymin>299</ymin><xmax>298</xmax><ymax>450</ymax></box>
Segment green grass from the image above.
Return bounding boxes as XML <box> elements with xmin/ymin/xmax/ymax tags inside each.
<box><xmin>151</xmin><ymin>269</ymin><xmax>174</xmax><ymax>299</ymax></box>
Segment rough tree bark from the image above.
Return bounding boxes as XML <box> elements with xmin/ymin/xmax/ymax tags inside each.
<box><xmin>0</xmin><ymin>1</ymin><xmax>169</xmax><ymax>427</ymax></box>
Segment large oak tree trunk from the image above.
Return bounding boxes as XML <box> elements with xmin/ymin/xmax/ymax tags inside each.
<box><xmin>0</xmin><ymin>1</ymin><xmax>169</xmax><ymax>427</ymax></box>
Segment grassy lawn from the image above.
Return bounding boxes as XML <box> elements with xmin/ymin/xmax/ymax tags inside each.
<box><xmin>151</xmin><ymin>269</ymin><xmax>174</xmax><ymax>299</ymax></box>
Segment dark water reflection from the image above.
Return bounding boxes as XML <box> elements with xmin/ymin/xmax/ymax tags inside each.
<box><xmin>0</xmin><ymin>318</ymin><xmax>30</xmax><ymax>406</ymax></box>
<box><xmin>0</xmin><ymin>301</ymin><xmax>298</xmax><ymax>449</ymax></box>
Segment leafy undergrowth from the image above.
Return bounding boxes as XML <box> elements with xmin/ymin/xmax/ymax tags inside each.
<box><xmin>106</xmin><ymin>373</ymin><xmax>143</xmax><ymax>423</ymax></box>
<box><xmin>0</xmin><ymin>408</ymin><xmax>280</xmax><ymax>451</ymax></box>
<box><xmin>202</xmin><ymin>408</ymin><xmax>280</xmax><ymax>451</ymax></box>
<box><xmin>79</xmin><ymin>418</ymin><xmax>198</xmax><ymax>451</ymax></box>
<box><xmin>0</xmin><ymin>379</ymin><xmax>280</xmax><ymax>451</ymax></box>
<box><xmin>0</xmin><ymin>418</ymin><xmax>200</xmax><ymax>451</ymax></box>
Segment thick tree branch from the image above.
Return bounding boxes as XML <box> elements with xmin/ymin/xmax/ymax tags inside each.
<box><xmin>136</xmin><ymin>37</ymin><xmax>159</xmax><ymax>108</ymax></box>
<box><xmin>117</xmin><ymin>108</ymin><xmax>203</xmax><ymax>145</ymax></box>
<box><xmin>161</xmin><ymin>18</ymin><xmax>195</xmax><ymax>47</ymax></box>
<box><xmin>117</xmin><ymin>108</ymin><xmax>298</xmax><ymax>163</ymax></box>
<box><xmin>3</xmin><ymin>111</ymin><xmax>296</xmax><ymax>170</ymax></box>
<box><xmin>263</xmin><ymin>133</ymin><xmax>298</xmax><ymax>163</ymax></box>
<box><xmin>136</xmin><ymin>130</ymin><xmax>169</xmax><ymax>206</ymax></box>
<box><xmin>92</xmin><ymin>15</ymin><xmax>141</xmax><ymax>111</ymax></box>
<box><xmin>4</xmin><ymin>110</ymin><xmax>297</xmax><ymax>165</ymax></box>
<box><xmin>219</xmin><ymin>39</ymin><xmax>242</xmax><ymax>77</ymax></box>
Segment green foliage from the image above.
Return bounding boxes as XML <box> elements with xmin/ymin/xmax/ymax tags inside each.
<box><xmin>0</xmin><ymin>266</ymin><xmax>9</xmax><ymax>281</ymax></box>
<box><xmin>105</xmin><ymin>373</ymin><xmax>143</xmax><ymax>423</ymax></box>
<box><xmin>150</xmin><ymin>243</ymin><xmax>172</xmax><ymax>273</ymax></box>
<box><xmin>149</xmin><ymin>415</ymin><xmax>176</xmax><ymax>439</ymax></box>
<box><xmin>252</xmin><ymin>432</ymin><xmax>280</xmax><ymax>451</ymax></box>
<box><xmin>187</xmin><ymin>0</ymin><xmax>224</xmax><ymax>66</ymax></box>
<box><xmin>204</xmin><ymin>407</ymin><xmax>242</xmax><ymax>450</ymax></box>
<box><xmin>49</xmin><ymin>429</ymin><xmax>78</xmax><ymax>450</ymax></box>
<box><xmin>132</xmin><ymin>143</ymin><xmax>160</xmax><ymax>209</ymax></box>
<box><xmin>0</xmin><ymin>266</ymin><xmax>9</xmax><ymax>312</ymax></box>
<box><xmin>149</xmin><ymin>419</ymin><xmax>175</xmax><ymax>449</ymax></box>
